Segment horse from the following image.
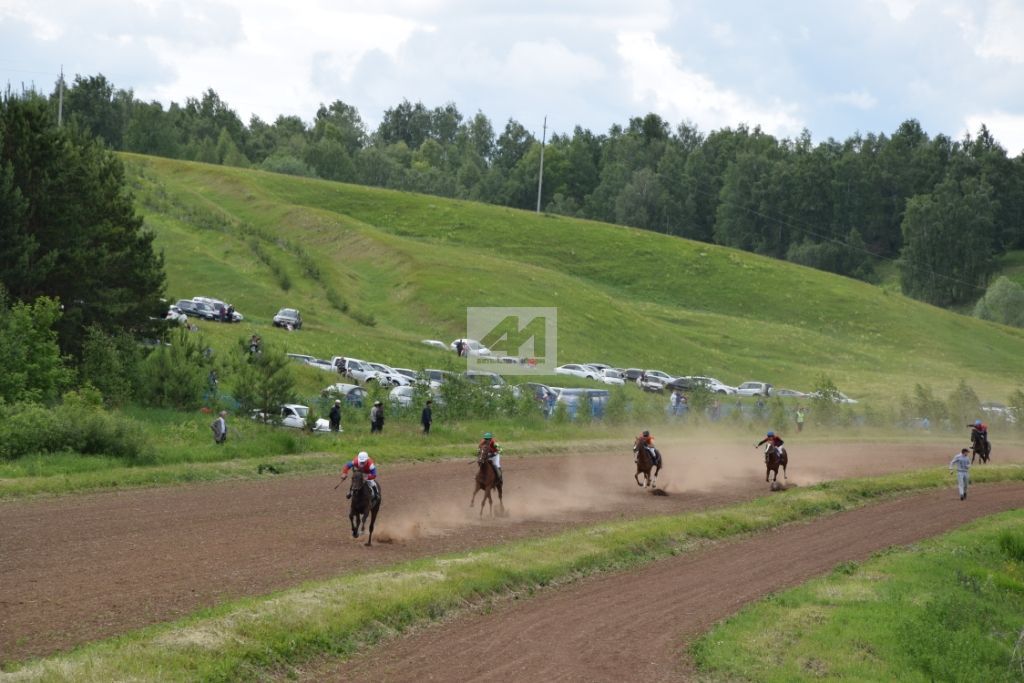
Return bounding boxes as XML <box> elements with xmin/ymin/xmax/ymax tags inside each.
<box><xmin>970</xmin><ymin>432</ymin><xmax>991</xmax><ymax>464</ymax></box>
<box><xmin>470</xmin><ymin>446</ymin><xmax>504</xmax><ymax>517</ymax></box>
<box><xmin>347</xmin><ymin>469</ymin><xmax>381</xmax><ymax>546</ymax></box>
<box><xmin>765</xmin><ymin>444</ymin><xmax>788</xmax><ymax>484</ymax></box>
<box><xmin>633</xmin><ymin>436</ymin><xmax>662</xmax><ymax>489</ymax></box>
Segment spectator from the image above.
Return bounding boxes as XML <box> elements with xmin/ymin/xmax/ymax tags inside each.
<box><xmin>455</xmin><ymin>339</ymin><xmax>465</xmax><ymax>357</ymax></box>
<box><xmin>710</xmin><ymin>399</ymin><xmax>721</xmax><ymax>421</ymax></box>
<box><xmin>795</xmin><ymin>406</ymin><xmax>806</xmax><ymax>432</ymax></box>
<box><xmin>370</xmin><ymin>400</ymin><xmax>385</xmax><ymax>433</ymax></box>
<box><xmin>329</xmin><ymin>399</ymin><xmax>342</xmax><ymax>433</ymax></box>
<box><xmin>670</xmin><ymin>390</ymin><xmax>681</xmax><ymax>416</ymax></box>
<box><xmin>421</xmin><ymin>399</ymin><xmax>433</xmax><ymax>434</ymax></box>
<box><xmin>211</xmin><ymin>411</ymin><xmax>228</xmax><ymax>445</ymax></box>
<box><xmin>679</xmin><ymin>393</ymin><xmax>689</xmax><ymax>417</ymax></box>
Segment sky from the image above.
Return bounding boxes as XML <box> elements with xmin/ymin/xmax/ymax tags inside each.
<box><xmin>2</xmin><ymin>0</ymin><xmax>1024</xmax><ymax>153</ymax></box>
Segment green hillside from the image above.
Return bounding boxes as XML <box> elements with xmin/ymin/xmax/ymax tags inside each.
<box><xmin>125</xmin><ymin>154</ymin><xmax>1024</xmax><ymax>403</ymax></box>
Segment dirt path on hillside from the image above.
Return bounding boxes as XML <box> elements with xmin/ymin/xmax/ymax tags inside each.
<box><xmin>329</xmin><ymin>482</ymin><xmax>1024</xmax><ymax>683</ymax></box>
<box><xmin>1</xmin><ymin>440</ymin><xmax>1019</xmax><ymax>663</ymax></box>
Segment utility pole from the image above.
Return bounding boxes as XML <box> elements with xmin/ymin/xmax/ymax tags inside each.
<box><xmin>535</xmin><ymin>115</ymin><xmax>547</xmax><ymax>213</ymax></box>
<box><xmin>57</xmin><ymin>65</ymin><xmax>64</xmax><ymax>127</ymax></box>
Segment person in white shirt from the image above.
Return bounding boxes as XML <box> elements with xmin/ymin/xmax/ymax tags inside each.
<box><xmin>949</xmin><ymin>447</ymin><xmax>971</xmax><ymax>501</ymax></box>
<box><xmin>211</xmin><ymin>411</ymin><xmax>228</xmax><ymax>445</ymax></box>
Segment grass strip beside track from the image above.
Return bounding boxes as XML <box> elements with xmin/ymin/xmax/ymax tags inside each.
<box><xmin>692</xmin><ymin>508</ymin><xmax>1024</xmax><ymax>682</ymax></box>
<box><xmin>6</xmin><ymin>465</ymin><xmax>1024</xmax><ymax>682</ymax></box>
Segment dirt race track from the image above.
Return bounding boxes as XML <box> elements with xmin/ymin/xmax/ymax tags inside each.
<box><xmin>1</xmin><ymin>440</ymin><xmax>1021</xmax><ymax>666</ymax></box>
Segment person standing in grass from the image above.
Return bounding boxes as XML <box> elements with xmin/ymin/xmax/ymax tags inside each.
<box><xmin>370</xmin><ymin>400</ymin><xmax>384</xmax><ymax>433</ymax></box>
<box><xmin>795</xmin><ymin>406</ymin><xmax>806</xmax><ymax>432</ymax></box>
<box><xmin>421</xmin><ymin>399</ymin><xmax>433</xmax><ymax>435</ymax></box>
<box><xmin>329</xmin><ymin>399</ymin><xmax>342</xmax><ymax>433</ymax></box>
<box><xmin>949</xmin><ymin>447</ymin><xmax>971</xmax><ymax>500</ymax></box>
<box><xmin>211</xmin><ymin>410</ymin><xmax>228</xmax><ymax>445</ymax></box>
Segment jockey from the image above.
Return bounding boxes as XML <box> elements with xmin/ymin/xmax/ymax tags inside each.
<box><xmin>634</xmin><ymin>430</ymin><xmax>661</xmax><ymax>466</ymax></box>
<box><xmin>968</xmin><ymin>419</ymin><xmax>989</xmax><ymax>446</ymax></box>
<box><xmin>479</xmin><ymin>432</ymin><xmax>503</xmax><ymax>485</ymax></box>
<box><xmin>341</xmin><ymin>451</ymin><xmax>380</xmax><ymax>502</ymax></box>
<box><xmin>755</xmin><ymin>431</ymin><xmax>785</xmax><ymax>461</ymax></box>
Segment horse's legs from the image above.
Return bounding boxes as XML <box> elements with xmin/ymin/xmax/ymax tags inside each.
<box><xmin>350</xmin><ymin>513</ymin><xmax>359</xmax><ymax>538</ymax></box>
<box><xmin>635</xmin><ymin>471</ymin><xmax>643</xmax><ymax>487</ymax></box>
<box><xmin>651</xmin><ymin>464</ymin><xmax>659</xmax><ymax>489</ymax></box>
<box><xmin>471</xmin><ymin>483</ymin><xmax>480</xmax><ymax>507</ymax></box>
<box><xmin>496</xmin><ymin>482</ymin><xmax>504</xmax><ymax>514</ymax></box>
<box><xmin>365</xmin><ymin>508</ymin><xmax>377</xmax><ymax>547</ymax></box>
<box><xmin>480</xmin><ymin>489</ymin><xmax>490</xmax><ymax>517</ymax></box>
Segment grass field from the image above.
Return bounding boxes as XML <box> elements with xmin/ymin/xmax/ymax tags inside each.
<box><xmin>6</xmin><ymin>465</ymin><xmax>1023</xmax><ymax>682</ymax></box>
<box><xmin>124</xmin><ymin>154</ymin><xmax>1024</xmax><ymax>405</ymax></box>
<box><xmin>692</xmin><ymin>508</ymin><xmax>1024</xmax><ymax>682</ymax></box>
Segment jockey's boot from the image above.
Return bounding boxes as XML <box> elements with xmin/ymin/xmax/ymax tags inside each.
<box><xmin>495</xmin><ymin>467</ymin><xmax>504</xmax><ymax>487</ymax></box>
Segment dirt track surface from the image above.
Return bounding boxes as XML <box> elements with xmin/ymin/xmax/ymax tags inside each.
<box><xmin>1</xmin><ymin>440</ymin><xmax>1020</xmax><ymax>663</ymax></box>
<box><xmin>331</xmin><ymin>482</ymin><xmax>1024</xmax><ymax>683</ymax></box>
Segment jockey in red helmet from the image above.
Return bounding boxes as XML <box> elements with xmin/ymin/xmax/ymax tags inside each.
<box><xmin>341</xmin><ymin>451</ymin><xmax>379</xmax><ymax>501</ymax></box>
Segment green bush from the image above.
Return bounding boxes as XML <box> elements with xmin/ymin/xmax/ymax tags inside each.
<box><xmin>999</xmin><ymin>530</ymin><xmax>1024</xmax><ymax>563</ymax></box>
<box><xmin>0</xmin><ymin>390</ymin><xmax>145</xmax><ymax>460</ymax></box>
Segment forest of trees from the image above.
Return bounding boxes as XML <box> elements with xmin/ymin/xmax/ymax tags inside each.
<box><xmin>37</xmin><ymin>73</ymin><xmax>1024</xmax><ymax>308</ymax></box>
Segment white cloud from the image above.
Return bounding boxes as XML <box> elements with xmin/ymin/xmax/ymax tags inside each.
<box><xmin>616</xmin><ymin>31</ymin><xmax>802</xmax><ymax>136</ymax></box>
<box><xmin>498</xmin><ymin>40</ymin><xmax>606</xmax><ymax>88</ymax></box>
<box><xmin>831</xmin><ymin>89</ymin><xmax>878</xmax><ymax>110</ymax></box>
<box><xmin>974</xmin><ymin>0</ymin><xmax>1024</xmax><ymax>63</ymax></box>
<box><xmin>873</xmin><ymin>0</ymin><xmax>922</xmax><ymax>22</ymax></box>
<box><xmin>964</xmin><ymin>112</ymin><xmax>1024</xmax><ymax>156</ymax></box>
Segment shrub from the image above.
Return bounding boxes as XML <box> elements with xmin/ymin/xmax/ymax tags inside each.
<box><xmin>999</xmin><ymin>530</ymin><xmax>1024</xmax><ymax>563</ymax></box>
<box><xmin>0</xmin><ymin>390</ymin><xmax>145</xmax><ymax>460</ymax></box>
<box><xmin>137</xmin><ymin>328</ymin><xmax>209</xmax><ymax>409</ymax></box>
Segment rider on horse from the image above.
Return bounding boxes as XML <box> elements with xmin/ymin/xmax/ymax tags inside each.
<box><xmin>479</xmin><ymin>432</ymin><xmax>503</xmax><ymax>486</ymax></box>
<box><xmin>341</xmin><ymin>451</ymin><xmax>380</xmax><ymax>504</ymax></box>
<box><xmin>635</xmin><ymin>430</ymin><xmax>662</xmax><ymax>467</ymax></box>
<box><xmin>755</xmin><ymin>431</ymin><xmax>785</xmax><ymax>462</ymax></box>
<box><xmin>968</xmin><ymin>419</ymin><xmax>989</xmax><ymax>450</ymax></box>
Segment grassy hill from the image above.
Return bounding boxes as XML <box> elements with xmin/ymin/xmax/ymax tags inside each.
<box><xmin>124</xmin><ymin>154</ymin><xmax>1024</xmax><ymax>404</ymax></box>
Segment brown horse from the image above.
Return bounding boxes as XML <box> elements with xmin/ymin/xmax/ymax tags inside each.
<box><xmin>765</xmin><ymin>445</ymin><xmax>788</xmax><ymax>484</ymax></box>
<box><xmin>970</xmin><ymin>432</ymin><xmax>991</xmax><ymax>464</ymax></box>
<box><xmin>470</xmin><ymin>447</ymin><xmax>504</xmax><ymax>517</ymax></box>
<box><xmin>633</xmin><ymin>436</ymin><xmax>662</xmax><ymax>488</ymax></box>
<box><xmin>348</xmin><ymin>469</ymin><xmax>381</xmax><ymax>546</ymax></box>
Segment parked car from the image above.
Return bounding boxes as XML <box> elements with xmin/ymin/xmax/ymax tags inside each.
<box><xmin>599</xmin><ymin>368</ymin><xmax>625</xmax><ymax>385</ymax></box>
<box><xmin>586</xmin><ymin>362</ymin><xmax>612</xmax><ymax>371</ymax></box>
<box><xmin>392</xmin><ymin>367</ymin><xmax>419</xmax><ymax>382</ymax></box>
<box><xmin>388</xmin><ymin>385</ymin><xmax>417</xmax><ymax>408</ymax></box>
<box><xmin>643</xmin><ymin>370</ymin><xmax>676</xmax><ymax>385</ymax></box>
<box><xmin>322</xmin><ymin>383</ymin><xmax>367</xmax><ymax>407</ymax></box>
<box><xmin>772</xmin><ymin>388</ymin><xmax>807</xmax><ymax>399</ymax></box>
<box><xmin>513</xmin><ymin>382</ymin><xmax>555</xmax><ymax>402</ymax></box>
<box><xmin>623</xmin><ymin>368</ymin><xmax>665</xmax><ymax>392</ymax></box>
<box><xmin>307</xmin><ymin>358</ymin><xmax>337</xmax><ymax>372</ymax></box>
<box><xmin>555</xmin><ymin>363</ymin><xmax>600</xmax><ymax>380</ymax></box>
<box><xmin>422</xmin><ymin>368</ymin><xmax>456</xmax><ymax>388</ymax></box>
<box><xmin>193</xmin><ymin>296</ymin><xmax>242</xmax><ymax>322</ymax></box>
<box><xmin>806</xmin><ymin>390</ymin><xmax>859</xmax><ymax>404</ymax></box>
<box><xmin>165</xmin><ymin>305</ymin><xmax>188</xmax><ymax>324</ymax></box>
<box><xmin>421</xmin><ymin>339</ymin><xmax>450</xmax><ymax>351</ymax></box>
<box><xmin>252</xmin><ymin>404</ymin><xmax>329</xmax><ymax>431</ymax></box>
<box><xmin>366</xmin><ymin>362</ymin><xmax>412</xmax><ymax>386</ymax></box>
<box><xmin>175</xmin><ymin>298</ymin><xmax>217</xmax><ymax>320</ymax></box>
<box><xmin>287</xmin><ymin>353</ymin><xmax>316</xmax><ymax>365</ymax></box>
<box><xmin>272</xmin><ymin>308</ymin><xmax>302</xmax><ymax>329</ymax></box>
<box><xmin>665</xmin><ymin>377</ymin><xmax>699</xmax><ymax>392</ymax></box>
<box><xmin>981</xmin><ymin>401</ymin><xmax>1016</xmax><ymax>423</ymax></box>
<box><xmin>550</xmin><ymin>388</ymin><xmax>610</xmax><ymax>419</ymax></box>
<box><xmin>736</xmin><ymin>381</ymin><xmax>773</xmax><ymax>397</ymax></box>
<box><xmin>684</xmin><ymin>376</ymin><xmax>737</xmax><ymax>395</ymax></box>
<box><xmin>463</xmin><ymin>370</ymin><xmax>507</xmax><ymax>388</ymax></box>
<box><xmin>333</xmin><ymin>357</ymin><xmax>379</xmax><ymax>384</ymax></box>
<box><xmin>450</xmin><ymin>338</ymin><xmax>492</xmax><ymax>356</ymax></box>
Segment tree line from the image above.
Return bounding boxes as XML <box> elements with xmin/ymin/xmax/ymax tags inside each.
<box><xmin>24</xmin><ymin>73</ymin><xmax>1024</xmax><ymax>308</ymax></box>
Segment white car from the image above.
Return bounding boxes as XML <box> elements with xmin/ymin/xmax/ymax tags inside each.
<box><xmin>252</xmin><ymin>404</ymin><xmax>330</xmax><ymax>431</ymax></box>
<box><xmin>287</xmin><ymin>353</ymin><xmax>316</xmax><ymax>365</ymax></box>
<box><xmin>772</xmin><ymin>388</ymin><xmax>807</xmax><ymax>399</ymax></box>
<box><xmin>685</xmin><ymin>376</ymin><xmax>738</xmax><ymax>395</ymax></box>
<box><xmin>421</xmin><ymin>339</ymin><xmax>449</xmax><ymax>351</ymax></box>
<box><xmin>367</xmin><ymin>362</ymin><xmax>412</xmax><ymax>386</ymax></box>
<box><xmin>450</xmin><ymin>338</ymin><xmax>492</xmax><ymax>357</ymax></box>
<box><xmin>165</xmin><ymin>305</ymin><xmax>188</xmax><ymax>324</ymax></box>
<box><xmin>392</xmin><ymin>367</ymin><xmax>419</xmax><ymax>382</ymax></box>
<box><xmin>643</xmin><ymin>370</ymin><xmax>676</xmax><ymax>385</ymax></box>
<box><xmin>423</xmin><ymin>368</ymin><xmax>456</xmax><ymax>388</ymax></box>
<box><xmin>555</xmin><ymin>364</ymin><xmax>600</xmax><ymax>380</ymax></box>
<box><xmin>736</xmin><ymin>381</ymin><xmax>773</xmax><ymax>397</ymax></box>
<box><xmin>333</xmin><ymin>357</ymin><xmax>380</xmax><ymax>384</ymax></box>
<box><xmin>307</xmin><ymin>358</ymin><xmax>338</xmax><ymax>372</ymax></box>
<box><xmin>599</xmin><ymin>368</ymin><xmax>625</xmax><ymax>385</ymax></box>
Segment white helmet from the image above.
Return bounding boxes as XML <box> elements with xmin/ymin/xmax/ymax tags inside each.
<box><xmin>357</xmin><ymin>451</ymin><xmax>369</xmax><ymax>464</ymax></box>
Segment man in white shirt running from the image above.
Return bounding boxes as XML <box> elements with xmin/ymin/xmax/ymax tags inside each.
<box><xmin>949</xmin><ymin>448</ymin><xmax>971</xmax><ymax>501</ymax></box>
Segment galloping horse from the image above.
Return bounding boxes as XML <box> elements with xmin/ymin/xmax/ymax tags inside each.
<box><xmin>470</xmin><ymin>446</ymin><xmax>504</xmax><ymax>517</ymax></box>
<box><xmin>765</xmin><ymin>444</ymin><xmax>788</xmax><ymax>484</ymax></box>
<box><xmin>633</xmin><ymin>435</ymin><xmax>661</xmax><ymax>489</ymax></box>
<box><xmin>970</xmin><ymin>432</ymin><xmax>991</xmax><ymax>464</ymax></box>
<box><xmin>348</xmin><ymin>469</ymin><xmax>381</xmax><ymax>546</ymax></box>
